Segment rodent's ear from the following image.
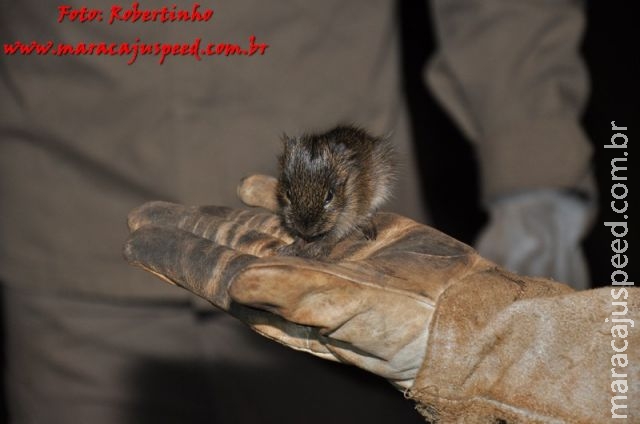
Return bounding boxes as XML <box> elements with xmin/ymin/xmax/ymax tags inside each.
<box><xmin>332</xmin><ymin>142</ymin><xmax>358</xmax><ymax>162</ymax></box>
<box><xmin>333</xmin><ymin>142</ymin><xmax>347</xmax><ymax>155</ymax></box>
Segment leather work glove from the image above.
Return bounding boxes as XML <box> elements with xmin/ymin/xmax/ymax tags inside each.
<box><xmin>124</xmin><ymin>175</ymin><xmax>638</xmax><ymax>423</ymax></box>
<box><xmin>476</xmin><ymin>190</ymin><xmax>594</xmax><ymax>290</ymax></box>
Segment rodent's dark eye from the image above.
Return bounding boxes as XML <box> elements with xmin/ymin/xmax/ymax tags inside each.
<box><xmin>323</xmin><ymin>190</ymin><xmax>334</xmax><ymax>207</ymax></box>
<box><xmin>285</xmin><ymin>189</ymin><xmax>292</xmax><ymax>200</ymax></box>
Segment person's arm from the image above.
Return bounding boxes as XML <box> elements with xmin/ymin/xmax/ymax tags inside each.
<box><xmin>427</xmin><ymin>0</ymin><xmax>595</xmax><ymax>289</ymax></box>
<box><xmin>123</xmin><ymin>176</ymin><xmax>638</xmax><ymax>422</ymax></box>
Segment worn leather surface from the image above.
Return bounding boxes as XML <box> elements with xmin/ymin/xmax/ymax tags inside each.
<box><xmin>124</xmin><ymin>176</ymin><xmax>638</xmax><ymax>422</ymax></box>
<box><xmin>410</xmin><ymin>270</ymin><xmax>639</xmax><ymax>423</ymax></box>
<box><xmin>124</xmin><ymin>199</ymin><xmax>477</xmax><ymax>386</ymax></box>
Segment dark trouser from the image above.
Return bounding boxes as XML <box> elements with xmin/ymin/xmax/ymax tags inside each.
<box><xmin>3</xmin><ymin>286</ymin><xmax>424</xmax><ymax>424</ymax></box>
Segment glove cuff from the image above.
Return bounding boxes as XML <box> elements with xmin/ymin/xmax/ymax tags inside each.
<box><xmin>406</xmin><ymin>260</ymin><xmax>607</xmax><ymax>422</ymax></box>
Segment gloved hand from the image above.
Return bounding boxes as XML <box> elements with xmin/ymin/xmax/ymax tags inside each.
<box><xmin>124</xmin><ymin>175</ymin><xmax>637</xmax><ymax>423</ymax></box>
<box><xmin>476</xmin><ymin>190</ymin><xmax>594</xmax><ymax>290</ymax></box>
<box><xmin>124</xmin><ymin>175</ymin><xmax>480</xmax><ymax>389</ymax></box>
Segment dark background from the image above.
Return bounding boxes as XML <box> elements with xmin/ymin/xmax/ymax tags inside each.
<box><xmin>1</xmin><ymin>2</ymin><xmax>637</xmax><ymax>422</ymax></box>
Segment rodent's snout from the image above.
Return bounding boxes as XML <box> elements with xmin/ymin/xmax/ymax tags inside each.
<box><xmin>299</xmin><ymin>230</ymin><xmax>328</xmax><ymax>243</ymax></box>
<box><xmin>290</xmin><ymin>216</ymin><xmax>328</xmax><ymax>242</ymax></box>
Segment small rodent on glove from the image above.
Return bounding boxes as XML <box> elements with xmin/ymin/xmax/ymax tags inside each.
<box><xmin>276</xmin><ymin>124</ymin><xmax>395</xmax><ymax>258</ymax></box>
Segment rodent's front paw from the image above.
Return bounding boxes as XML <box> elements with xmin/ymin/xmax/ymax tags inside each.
<box><xmin>296</xmin><ymin>241</ymin><xmax>332</xmax><ymax>259</ymax></box>
<box><xmin>358</xmin><ymin>221</ymin><xmax>377</xmax><ymax>240</ymax></box>
<box><xmin>275</xmin><ymin>239</ymin><xmax>332</xmax><ymax>259</ymax></box>
<box><xmin>276</xmin><ymin>242</ymin><xmax>303</xmax><ymax>257</ymax></box>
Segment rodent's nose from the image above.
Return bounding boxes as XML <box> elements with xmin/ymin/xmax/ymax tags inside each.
<box><xmin>294</xmin><ymin>217</ymin><xmax>318</xmax><ymax>241</ymax></box>
<box><xmin>296</xmin><ymin>221</ymin><xmax>312</xmax><ymax>236</ymax></box>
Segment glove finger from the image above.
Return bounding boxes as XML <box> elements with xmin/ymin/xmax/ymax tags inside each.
<box><xmin>123</xmin><ymin>225</ymin><xmax>340</xmax><ymax>355</ymax></box>
<box><xmin>228</xmin><ymin>302</ymin><xmax>337</xmax><ymax>360</ymax></box>
<box><xmin>129</xmin><ymin>201</ymin><xmax>281</xmax><ymax>233</ymax></box>
<box><xmin>230</xmin><ymin>261</ymin><xmax>432</xmax><ymax>343</ymax></box>
<box><xmin>229</xmin><ymin>261</ymin><xmax>433</xmax><ymax>378</ymax></box>
<box><xmin>128</xmin><ymin>201</ymin><xmax>294</xmax><ymax>252</ymax></box>
<box><xmin>237</xmin><ymin>174</ymin><xmax>279</xmax><ymax>211</ymax></box>
<box><xmin>123</xmin><ymin>225</ymin><xmax>344</xmax><ymax>360</ymax></box>
<box><xmin>124</xmin><ymin>225</ymin><xmax>261</xmax><ymax>310</ymax></box>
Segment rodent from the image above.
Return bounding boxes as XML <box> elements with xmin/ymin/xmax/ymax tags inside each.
<box><xmin>276</xmin><ymin>124</ymin><xmax>395</xmax><ymax>258</ymax></box>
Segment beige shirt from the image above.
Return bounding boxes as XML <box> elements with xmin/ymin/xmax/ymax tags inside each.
<box><xmin>0</xmin><ymin>0</ymin><xmax>427</xmax><ymax>299</ymax></box>
<box><xmin>428</xmin><ymin>0</ymin><xmax>593</xmax><ymax>201</ymax></box>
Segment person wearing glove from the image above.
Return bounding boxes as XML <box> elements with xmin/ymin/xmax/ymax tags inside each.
<box><xmin>1</xmin><ymin>2</ymin><xmax>428</xmax><ymax>422</ymax></box>
<box><xmin>124</xmin><ymin>175</ymin><xmax>639</xmax><ymax>423</ymax></box>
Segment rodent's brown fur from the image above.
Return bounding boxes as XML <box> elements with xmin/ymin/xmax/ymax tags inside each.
<box><xmin>276</xmin><ymin>125</ymin><xmax>395</xmax><ymax>258</ymax></box>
